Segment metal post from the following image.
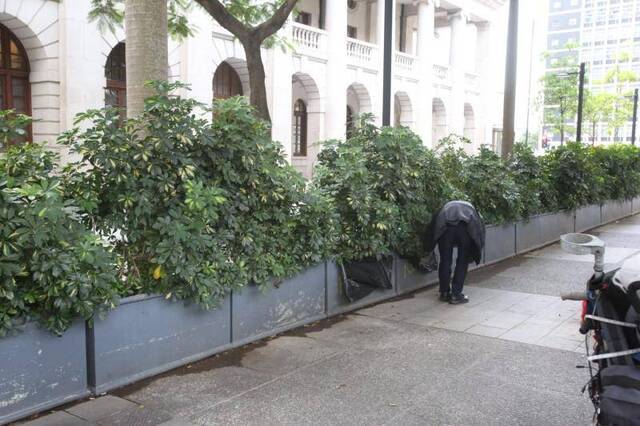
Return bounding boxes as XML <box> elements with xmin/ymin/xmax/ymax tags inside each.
<box><xmin>576</xmin><ymin>62</ymin><xmax>585</xmax><ymax>143</ymax></box>
<box><xmin>632</xmin><ymin>88</ymin><xmax>638</xmax><ymax>145</ymax></box>
<box><xmin>382</xmin><ymin>0</ymin><xmax>393</xmax><ymax>126</ymax></box>
<box><xmin>501</xmin><ymin>0</ymin><xmax>518</xmax><ymax>159</ymax></box>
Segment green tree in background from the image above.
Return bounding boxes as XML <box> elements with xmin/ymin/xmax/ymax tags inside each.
<box><xmin>583</xmin><ymin>90</ymin><xmax>615</xmax><ymax>145</ymax></box>
<box><xmin>539</xmin><ymin>44</ymin><xmax>579</xmax><ymax>145</ymax></box>
<box><xmin>601</xmin><ymin>52</ymin><xmax>637</xmax><ymax>141</ymax></box>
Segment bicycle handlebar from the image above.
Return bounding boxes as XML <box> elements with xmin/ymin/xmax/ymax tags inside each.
<box><xmin>560</xmin><ymin>291</ymin><xmax>587</xmax><ymax>301</ymax></box>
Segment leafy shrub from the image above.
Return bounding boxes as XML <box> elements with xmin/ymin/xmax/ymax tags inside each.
<box><xmin>0</xmin><ymin>131</ymin><xmax>119</xmax><ymax>336</ymax></box>
<box><xmin>434</xmin><ymin>134</ymin><xmax>470</xmax><ymax>197</ymax></box>
<box><xmin>314</xmin><ymin>122</ymin><xmax>400</xmax><ymax>261</ymax></box>
<box><xmin>458</xmin><ymin>146</ymin><xmax>523</xmax><ymax>225</ymax></box>
<box><xmin>60</xmin><ymin>82</ymin><xmax>336</xmax><ymax>308</ymax></box>
<box><xmin>542</xmin><ymin>142</ymin><xmax>606</xmax><ymax>210</ymax></box>
<box><xmin>434</xmin><ymin>136</ymin><xmax>522</xmax><ymax>224</ymax></box>
<box><xmin>589</xmin><ymin>144</ymin><xmax>640</xmax><ymax>201</ymax></box>
<box><xmin>314</xmin><ymin>121</ymin><xmax>448</xmax><ymax>262</ymax></box>
<box><xmin>508</xmin><ymin>142</ymin><xmax>555</xmax><ymax>216</ymax></box>
<box><xmin>0</xmin><ymin>110</ymin><xmax>31</xmax><ymax>149</ymax></box>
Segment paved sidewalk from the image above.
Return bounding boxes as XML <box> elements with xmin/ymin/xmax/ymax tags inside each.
<box><xmin>20</xmin><ymin>215</ymin><xmax>640</xmax><ymax>426</ymax></box>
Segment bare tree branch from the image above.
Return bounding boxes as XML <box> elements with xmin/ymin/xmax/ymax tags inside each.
<box><xmin>193</xmin><ymin>0</ymin><xmax>249</xmax><ymax>40</ymax></box>
<box><xmin>253</xmin><ymin>0</ymin><xmax>298</xmax><ymax>42</ymax></box>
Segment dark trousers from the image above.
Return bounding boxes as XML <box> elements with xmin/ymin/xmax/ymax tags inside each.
<box><xmin>437</xmin><ymin>223</ymin><xmax>472</xmax><ymax>296</ymax></box>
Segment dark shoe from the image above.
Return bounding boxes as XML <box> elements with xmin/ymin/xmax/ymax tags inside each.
<box><xmin>449</xmin><ymin>293</ymin><xmax>469</xmax><ymax>305</ymax></box>
<box><xmin>439</xmin><ymin>292</ymin><xmax>451</xmax><ymax>302</ymax></box>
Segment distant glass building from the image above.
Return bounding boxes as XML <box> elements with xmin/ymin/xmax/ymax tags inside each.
<box><xmin>544</xmin><ymin>0</ymin><xmax>640</xmax><ymax>144</ymax></box>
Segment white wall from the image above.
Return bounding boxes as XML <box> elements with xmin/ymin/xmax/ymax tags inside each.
<box><xmin>434</xmin><ymin>26</ymin><xmax>451</xmax><ymax>65</ymax></box>
<box><xmin>296</xmin><ymin>0</ymin><xmax>321</xmax><ymax>27</ymax></box>
<box><xmin>347</xmin><ymin>0</ymin><xmax>371</xmax><ymax>42</ymax></box>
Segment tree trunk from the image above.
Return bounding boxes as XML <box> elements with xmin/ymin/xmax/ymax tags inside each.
<box><xmin>125</xmin><ymin>0</ymin><xmax>168</xmax><ymax>118</ymax></box>
<box><xmin>243</xmin><ymin>40</ymin><xmax>271</xmax><ymax>123</ymax></box>
<box><xmin>560</xmin><ymin>126</ymin><xmax>564</xmax><ymax>145</ymax></box>
<box><xmin>592</xmin><ymin>122</ymin><xmax>596</xmax><ymax>145</ymax></box>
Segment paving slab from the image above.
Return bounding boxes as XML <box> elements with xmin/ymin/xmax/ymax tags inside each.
<box><xmin>157</xmin><ymin>419</ymin><xmax>199</xmax><ymax>426</ymax></box>
<box><xmin>467</xmin><ymin>258</ymin><xmax>592</xmax><ymax>297</ymax></box>
<box><xmin>94</xmin><ymin>405</ymin><xmax>173</xmax><ymax>425</ymax></box>
<box><xmin>114</xmin><ymin>364</ymin><xmax>276</xmax><ymax>419</ymax></box>
<box><xmin>499</xmin><ymin>321</ymin><xmax>555</xmax><ymax>344</ymax></box>
<box><xmin>65</xmin><ymin>395</ymin><xmax>138</xmax><ymax>422</ymax></box>
<box><xmin>598</xmin><ymin>223</ymin><xmax>640</xmax><ymax>235</ymax></box>
<box><xmin>525</xmin><ymin>244</ymin><xmax>640</xmax><ymax>264</ymax></box>
<box><xmin>19</xmin><ymin>411</ymin><xmax>89</xmax><ymax>426</ymax></box>
<box><xmin>480</xmin><ymin>311</ymin><xmax>531</xmax><ymax>329</ymax></box>
<box><xmin>592</xmin><ymin>230</ymin><xmax>640</xmax><ymax>248</ymax></box>
<box><xmin>238</xmin><ymin>336</ymin><xmax>343</xmax><ymax>376</ymax></box>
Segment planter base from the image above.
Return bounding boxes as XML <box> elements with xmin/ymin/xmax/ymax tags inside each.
<box><xmin>0</xmin><ymin>322</ymin><xmax>88</xmax><ymax>425</ymax></box>
<box><xmin>395</xmin><ymin>255</ymin><xmax>438</xmax><ymax>295</ymax></box>
<box><xmin>483</xmin><ymin>223</ymin><xmax>516</xmax><ymax>265</ymax></box>
<box><xmin>516</xmin><ymin>211</ymin><xmax>574</xmax><ymax>254</ymax></box>
<box><xmin>231</xmin><ymin>263</ymin><xmax>327</xmax><ymax>346</ymax></box>
<box><xmin>90</xmin><ymin>295</ymin><xmax>231</xmax><ymax>395</ymax></box>
<box><xmin>602</xmin><ymin>200</ymin><xmax>633</xmax><ymax>224</ymax></box>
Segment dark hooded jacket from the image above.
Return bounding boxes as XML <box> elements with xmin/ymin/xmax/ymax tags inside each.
<box><xmin>424</xmin><ymin>201</ymin><xmax>486</xmax><ymax>265</ymax></box>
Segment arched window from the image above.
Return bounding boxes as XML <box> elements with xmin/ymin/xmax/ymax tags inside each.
<box><xmin>292</xmin><ymin>99</ymin><xmax>307</xmax><ymax>156</ymax></box>
<box><xmin>213</xmin><ymin>61</ymin><xmax>243</xmax><ymax>100</ymax></box>
<box><xmin>0</xmin><ymin>24</ymin><xmax>31</xmax><ymax>143</ymax></box>
<box><xmin>105</xmin><ymin>42</ymin><xmax>126</xmax><ymax>115</ymax></box>
<box><xmin>346</xmin><ymin>105</ymin><xmax>355</xmax><ymax>139</ymax></box>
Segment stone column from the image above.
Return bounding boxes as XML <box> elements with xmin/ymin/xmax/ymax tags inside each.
<box><xmin>269</xmin><ymin>23</ymin><xmax>294</xmax><ymax>158</ymax></box>
<box><xmin>416</xmin><ymin>0</ymin><xmax>436</xmax><ymax>145</ymax></box>
<box><xmin>476</xmin><ymin>22</ymin><xmax>493</xmax><ymax>147</ymax></box>
<box><xmin>448</xmin><ymin>10</ymin><xmax>467</xmax><ymax>136</ymax></box>
<box><xmin>325</xmin><ymin>0</ymin><xmax>348</xmax><ymax>139</ymax></box>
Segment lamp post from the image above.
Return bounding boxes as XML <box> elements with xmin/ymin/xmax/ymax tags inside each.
<box><xmin>381</xmin><ymin>0</ymin><xmax>393</xmax><ymax>126</ymax></box>
<box><xmin>501</xmin><ymin>0</ymin><xmax>518</xmax><ymax>159</ymax></box>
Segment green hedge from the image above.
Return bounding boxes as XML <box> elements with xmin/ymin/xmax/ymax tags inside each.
<box><xmin>3</xmin><ymin>86</ymin><xmax>640</xmax><ymax>336</ymax></box>
<box><xmin>0</xmin><ymin>127</ymin><xmax>119</xmax><ymax>336</ymax></box>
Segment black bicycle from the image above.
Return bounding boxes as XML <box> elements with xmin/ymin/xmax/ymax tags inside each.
<box><xmin>560</xmin><ymin>233</ymin><xmax>640</xmax><ymax>425</ymax></box>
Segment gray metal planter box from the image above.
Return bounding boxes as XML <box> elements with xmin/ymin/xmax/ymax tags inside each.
<box><xmin>231</xmin><ymin>263</ymin><xmax>326</xmax><ymax>346</ymax></box>
<box><xmin>0</xmin><ymin>322</ymin><xmax>89</xmax><ymax>425</ymax></box>
<box><xmin>90</xmin><ymin>294</ymin><xmax>231</xmax><ymax>394</ymax></box>
<box><xmin>602</xmin><ymin>199</ymin><xmax>633</xmax><ymax>224</ymax></box>
<box><xmin>395</xmin><ymin>255</ymin><xmax>438</xmax><ymax>295</ymax></box>
<box><xmin>633</xmin><ymin>197</ymin><xmax>640</xmax><ymax>214</ymax></box>
<box><xmin>575</xmin><ymin>204</ymin><xmax>602</xmax><ymax>233</ymax></box>
<box><xmin>483</xmin><ymin>223</ymin><xmax>516</xmax><ymax>265</ymax></box>
<box><xmin>327</xmin><ymin>258</ymin><xmax>397</xmax><ymax>316</ymax></box>
<box><xmin>516</xmin><ymin>211</ymin><xmax>574</xmax><ymax>254</ymax></box>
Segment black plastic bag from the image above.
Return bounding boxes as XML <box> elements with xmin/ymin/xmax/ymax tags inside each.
<box><xmin>418</xmin><ymin>251</ymin><xmax>439</xmax><ymax>273</ymax></box>
<box><xmin>344</xmin><ymin>257</ymin><xmax>393</xmax><ymax>290</ymax></box>
<box><xmin>339</xmin><ymin>263</ymin><xmax>375</xmax><ymax>303</ymax></box>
